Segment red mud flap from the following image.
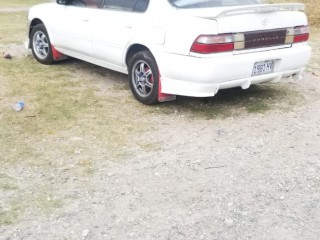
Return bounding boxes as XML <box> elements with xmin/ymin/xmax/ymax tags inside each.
<box><xmin>158</xmin><ymin>75</ymin><xmax>176</xmax><ymax>102</ymax></box>
<box><xmin>52</xmin><ymin>45</ymin><xmax>67</xmax><ymax>61</ymax></box>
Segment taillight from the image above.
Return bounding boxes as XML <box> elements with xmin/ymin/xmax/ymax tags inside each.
<box><xmin>286</xmin><ymin>25</ymin><xmax>309</xmax><ymax>44</ymax></box>
<box><xmin>293</xmin><ymin>26</ymin><xmax>309</xmax><ymax>43</ymax></box>
<box><xmin>190</xmin><ymin>34</ymin><xmax>235</xmax><ymax>54</ymax></box>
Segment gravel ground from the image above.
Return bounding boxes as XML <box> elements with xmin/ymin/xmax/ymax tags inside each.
<box><xmin>1</xmin><ymin>70</ymin><xmax>320</xmax><ymax>240</ymax></box>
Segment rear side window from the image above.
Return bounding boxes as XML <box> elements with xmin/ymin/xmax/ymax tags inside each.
<box><xmin>169</xmin><ymin>0</ymin><xmax>263</xmax><ymax>8</ymax></box>
<box><xmin>84</xmin><ymin>0</ymin><xmax>102</xmax><ymax>8</ymax></box>
<box><xmin>134</xmin><ymin>0</ymin><xmax>149</xmax><ymax>12</ymax></box>
<box><xmin>68</xmin><ymin>0</ymin><xmax>102</xmax><ymax>8</ymax></box>
<box><xmin>103</xmin><ymin>0</ymin><xmax>149</xmax><ymax>12</ymax></box>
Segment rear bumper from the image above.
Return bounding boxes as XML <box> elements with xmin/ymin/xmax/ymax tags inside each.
<box><xmin>157</xmin><ymin>44</ymin><xmax>311</xmax><ymax>97</ymax></box>
<box><xmin>161</xmin><ymin>68</ymin><xmax>305</xmax><ymax>97</ymax></box>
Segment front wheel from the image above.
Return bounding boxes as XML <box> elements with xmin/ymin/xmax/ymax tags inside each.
<box><xmin>128</xmin><ymin>51</ymin><xmax>159</xmax><ymax>105</ymax></box>
<box><xmin>30</xmin><ymin>24</ymin><xmax>54</xmax><ymax>65</ymax></box>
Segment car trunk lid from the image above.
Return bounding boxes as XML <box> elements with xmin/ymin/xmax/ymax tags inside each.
<box><xmin>181</xmin><ymin>3</ymin><xmax>308</xmax><ymax>52</ymax></box>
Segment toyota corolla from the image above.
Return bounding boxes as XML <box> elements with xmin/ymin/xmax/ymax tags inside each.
<box><xmin>27</xmin><ymin>0</ymin><xmax>312</xmax><ymax>104</ymax></box>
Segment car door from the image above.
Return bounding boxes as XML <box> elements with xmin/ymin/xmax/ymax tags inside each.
<box><xmin>51</xmin><ymin>0</ymin><xmax>100</xmax><ymax>57</ymax></box>
<box><xmin>91</xmin><ymin>0</ymin><xmax>148</xmax><ymax>69</ymax></box>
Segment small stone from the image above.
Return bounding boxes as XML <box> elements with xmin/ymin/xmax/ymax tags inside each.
<box><xmin>241</xmin><ymin>211</ymin><xmax>248</xmax><ymax>216</ymax></box>
<box><xmin>82</xmin><ymin>229</ymin><xmax>90</xmax><ymax>237</ymax></box>
<box><xmin>312</xmin><ymin>71</ymin><xmax>320</xmax><ymax>77</ymax></box>
<box><xmin>3</xmin><ymin>52</ymin><xmax>12</xmax><ymax>59</ymax></box>
<box><xmin>74</xmin><ymin>148</ymin><xmax>83</xmax><ymax>154</ymax></box>
<box><xmin>217</xmin><ymin>129</ymin><xmax>225</xmax><ymax>136</ymax></box>
<box><xmin>224</xmin><ymin>218</ymin><xmax>234</xmax><ymax>226</ymax></box>
<box><xmin>70</xmin><ymin>137</ymin><xmax>83</xmax><ymax>141</ymax></box>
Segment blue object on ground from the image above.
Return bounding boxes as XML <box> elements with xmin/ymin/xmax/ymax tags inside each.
<box><xmin>13</xmin><ymin>101</ymin><xmax>25</xmax><ymax>112</ymax></box>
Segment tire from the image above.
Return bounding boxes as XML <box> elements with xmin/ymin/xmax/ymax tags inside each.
<box><xmin>128</xmin><ymin>51</ymin><xmax>159</xmax><ymax>105</ymax></box>
<box><xmin>30</xmin><ymin>24</ymin><xmax>54</xmax><ymax>65</ymax></box>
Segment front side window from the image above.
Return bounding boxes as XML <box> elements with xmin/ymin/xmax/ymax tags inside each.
<box><xmin>169</xmin><ymin>0</ymin><xmax>263</xmax><ymax>8</ymax></box>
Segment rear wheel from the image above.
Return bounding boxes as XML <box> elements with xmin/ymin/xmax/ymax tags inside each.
<box><xmin>128</xmin><ymin>51</ymin><xmax>159</xmax><ymax>105</ymax></box>
<box><xmin>30</xmin><ymin>24</ymin><xmax>54</xmax><ymax>65</ymax></box>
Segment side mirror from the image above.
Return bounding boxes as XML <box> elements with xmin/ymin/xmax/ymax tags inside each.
<box><xmin>57</xmin><ymin>0</ymin><xmax>68</xmax><ymax>5</ymax></box>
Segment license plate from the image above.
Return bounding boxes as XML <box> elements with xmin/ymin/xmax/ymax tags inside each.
<box><xmin>252</xmin><ymin>60</ymin><xmax>275</xmax><ymax>76</ymax></box>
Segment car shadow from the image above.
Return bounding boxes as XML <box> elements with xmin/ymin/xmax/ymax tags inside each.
<box><xmin>156</xmin><ymin>83</ymin><xmax>302</xmax><ymax>119</ymax></box>
<box><xmin>53</xmin><ymin>58</ymin><xmax>301</xmax><ymax>118</ymax></box>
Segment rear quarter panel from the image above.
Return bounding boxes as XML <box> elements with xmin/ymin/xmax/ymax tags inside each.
<box><xmin>163</xmin><ymin>16</ymin><xmax>218</xmax><ymax>55</ymax></box>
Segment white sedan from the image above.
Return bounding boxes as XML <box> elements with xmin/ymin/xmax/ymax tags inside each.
<box><xmin>27</xmin><ymin>0</ymin><xmax>311</xmax><ymax>104</ymax></box>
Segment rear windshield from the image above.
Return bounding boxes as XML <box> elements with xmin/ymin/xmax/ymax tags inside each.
<box><xmin>169</xmin><ymin>0</ymin><xmax>263</xmax><ymax>8</ymax></box>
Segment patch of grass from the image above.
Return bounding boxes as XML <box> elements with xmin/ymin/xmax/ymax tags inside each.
<box><xmin>0</xmin><ymin>0</ymin><xmax>52</xmax><ymax>8</ymax></box>
<box><xmin>0</xmin><ymin>57</ymin><xmax>84</xmax><ymax>162</ymax></box>
<box><xmin>0</xmin><ymin>200</ymin><xmax>22</xmax><ymax>225</ymax></box>
<box><xmin>0</xmin><ymin>186</ymin><xmax>63</xmax><ymax>225</ymax></box>
<box><xmin>0</xmin><ymin>56</ymin><xmax>146</xmax><ymax>164</ymax></box>
<box><xmin>0</xmin><ymin>173</ymin><xmax>18</xmax><ymax>191</ymax></box>
<box><xmin>0</xmin><ymin>12</ymin><xmax>27</xmax><ymax>45</ymax></box>
<box><xmin>31</xmin><ymin>190</ymin><xmax>64</xmax><ymax>215</ymax></box>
